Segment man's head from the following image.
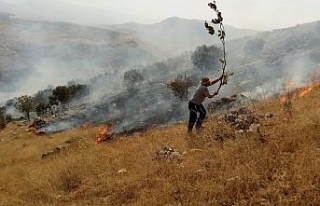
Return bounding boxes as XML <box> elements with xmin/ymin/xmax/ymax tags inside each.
<box><xmin>201</xmin><ymin>77</ymin><xmax>210</xmax><ymax>86</ymax></box>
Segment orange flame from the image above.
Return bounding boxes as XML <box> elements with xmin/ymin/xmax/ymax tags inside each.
<box><xmin>296</xmin><ymin>86</ymin><xmax>313</xmax><ymax>98</ymax></box>
<box><xmin>278</xmin><ymin>96</ymin><xmax>287</xmax><ymax>104</ymax></box>
<box><xmin>295</xmin><ymin>80</ymin><xmax>320</xmax><ymax>98</ymax></box>
<box><xmin>278</xmin><ymin>76</ymin><xmax>320</xmax><ymax>104</ymax></box>
<box><xmin>96</xmin><ymin>126</ymin><xmax>108</xmax><ymax>144</ymax></box>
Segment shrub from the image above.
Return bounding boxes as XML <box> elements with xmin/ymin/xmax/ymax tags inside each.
<box><xmin>165</xmin><ymin>75</ymin><xmax>195</xmax><ymax>100</ymax></box>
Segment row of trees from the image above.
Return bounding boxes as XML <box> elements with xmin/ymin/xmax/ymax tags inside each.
<box><xmin>12</xmin><ymin>84</ymin><xmax>89</xmax><ymax>121</ymax></box>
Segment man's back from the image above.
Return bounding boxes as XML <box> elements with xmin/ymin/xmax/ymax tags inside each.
<box><xmin>190</xmin><ymin>85</ymin><xmax>209</xmax><ymax>105</ymax></box>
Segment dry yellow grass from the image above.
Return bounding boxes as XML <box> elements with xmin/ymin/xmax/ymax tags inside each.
<box><xmin>1</xmin><ymin>88</ymin><xmax>320</xmax><ymax>206</ymax></box>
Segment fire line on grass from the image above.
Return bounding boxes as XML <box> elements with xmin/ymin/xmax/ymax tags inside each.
<box><xmin>278</xmin><ymin>77</ymin><xmax>320</xmax><ymax>104</ymax></box>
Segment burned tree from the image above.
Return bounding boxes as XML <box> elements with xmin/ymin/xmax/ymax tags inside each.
<box><xmin>165</xmin><ymin>74</ymin><xmax>195</xmax><ymax>100</ymax></box>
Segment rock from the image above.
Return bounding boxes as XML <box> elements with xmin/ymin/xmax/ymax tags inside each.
<box><xmin>41</xmin><ymin>139</ymin><xmax>74</xmax><ymax>159</ymax></box>
<box><xmin>265</xmin><ymin>112</ymin><xmax>274</xmax><ymax>118</ymax></box>
<box><xmin>218</xmin><ymin>107</ymin><xmax>260</xmax><ymax>132</ymax></box>
<box><xmin>155</xmin><ymin>146</ymin><xmax>183</xmax><ymax>162</ymax></box>
<box><xmin>208</xmin><ymin>94</ymin><xmax>249</xmax><ymax>112</ymax></box>
<box><xmin>189</xmin><ymin>149</ymin><xmax>203</xmax><ymax>153</ymax></box>
<box><xmin>118</xmin><ymin>168</ymin><xmax>127</xmax><ymax>174</ymax></box>
<box><xmin>249</xmin><ymin>123</ymin><xmax>260</xmax><ymax>133</ymax></box>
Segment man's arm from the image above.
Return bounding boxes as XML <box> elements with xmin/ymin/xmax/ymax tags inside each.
<box><xmin>208</xmin><ymin>91</ymin><xmax>219</xmax><ymax>98</ymax></box>
<box><xmin>209</xmin><ymin>75</ymin><xmax>223</xmax><ymax>86</ymax></box>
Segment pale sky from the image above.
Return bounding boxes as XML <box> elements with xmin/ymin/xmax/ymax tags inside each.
<box><xmin>1</xmin><ymin>0</ymin><xmax>320</xmax><ymax>30</ymax></box>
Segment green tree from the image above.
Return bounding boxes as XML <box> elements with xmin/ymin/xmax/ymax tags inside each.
<box><xmin>35</xmin><ymin>103</ymin><xmax>49</xmax><ymax>118</ymax></box>
<box><xmin>34</xmin><ymin>89</ymin><xmax>52</xmax><ymax>106</ymax></box>
<box><xmin>191</xmin><ymin>45</ymin><xmax>222</xmax><ymax>72</ymax></box>
<box><xmin>49</xmin><ymin>86</ymin><xmax>71</xmax><ymax>106</ymax></box>
<box><xmin>68</xmin><ymin>84</ymin><xmax>89</xmax><ymax>100</ymax></box>
<box><xmin>14</xmin><ymin>95</ymin><xmax>35</xmax><ymax>121</ymax></box>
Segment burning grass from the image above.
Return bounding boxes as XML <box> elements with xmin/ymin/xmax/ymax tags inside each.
<box><xmin>1</xmin><ymin>87</ymin><xmax>320</xmax><ymax>205</ymax></box>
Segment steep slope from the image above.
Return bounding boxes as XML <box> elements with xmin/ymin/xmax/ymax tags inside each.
<box><xmin>0</xmin><ymin>84</ymin><xmax>320</xmax><ymax>205</ymax></box>
<box><xmin>101</xmin><ymin>17</ymin><xmax>259</xmax><ymax>56</ymax></box>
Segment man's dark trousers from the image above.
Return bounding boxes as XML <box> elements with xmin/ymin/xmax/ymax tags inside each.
<box><xmin>188</xmin><ymin>101</ymin><xmax>206</xmax><ymax>132</ymax></box>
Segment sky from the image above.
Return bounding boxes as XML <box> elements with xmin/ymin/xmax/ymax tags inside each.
<box><xmin>0</xmin><ymin>0</ymin><xmax>320</xmax><ymax>30</ymax></box>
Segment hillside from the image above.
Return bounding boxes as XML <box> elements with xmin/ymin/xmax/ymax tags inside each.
<box><xmin>1</xmin><ymin>84</ymin><xmax>320</xmax><ymax>205</ymax></box>
<box><xmin>0</xmin><ymin>12</ymin><xmax>159</xmax><ymax>97</ymax></box>
<box><xmin>224</xmin><ymin>20</ymin><xmax>320</xmax><ymax>98</ymax></box>
<box><xmin>101</xmin><ymin>17</ymin><xmax>259</xmax><ymax>56</ymax></box>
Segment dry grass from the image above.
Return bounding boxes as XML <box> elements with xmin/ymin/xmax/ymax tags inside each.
<box><xmin>1</xmin><ymin>88</ymin><xmax>320</xmax><ymax>206</ymax></box>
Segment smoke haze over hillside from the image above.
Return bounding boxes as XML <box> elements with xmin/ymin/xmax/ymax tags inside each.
<box><xmin>0</xmin><ymin>0</ymin><xmax>320</xmax><ymax>30</ymax></box>
<box><xmin>0</xmin><ymin>1</ymin><xmax>320</xmax><ymax>134</ymax></box>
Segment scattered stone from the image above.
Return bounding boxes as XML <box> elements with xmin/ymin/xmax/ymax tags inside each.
<box><xmin>17</xmin><ymin>120</ymin><xmax>29</xmax><ymax>127</ymax></box>
<box><xmin>41</xmin><ymin>139</ymin><xmax>74</xmax><ymax>159</ymax></box>
<box><xmin>218</xmin><ymin>107</ymin><xmax>260</xmax><ymax>131</ymax></box>
<box><xmin>265</xmin><ymin>112</ymin><xmax>274</xmax><ymax>118</ymax></box>
<box><xmin>227</xmin><ymin>176</ymin><xmax>240</xmax><ymax>182</ymax></box>
<box><xmin>155</xmin><ymin>146</ymin><xmax>183</xmax><ymax>162</ymax></box>
<box><xmin>189</xmin><ymin>149</ymin><xmax>203</xmax><ymax>153</ymax></box>
<box><xmin>208</xmin><ymin>94</ymin><xmax>249</xmax><ymax>112</ymax></box>
<box><xmin>80</xmin><ymin>123</ymin><xmax>90</xmax><ymax>130</ymax></box>
<box><xmin>249</xmin><ymin>123</ymin><xmax>260</xmax><ymax>133</ymax></box>
<box><xmin>117</xmin><ymin>168</ymin><xmax>127</xmax><ymax>174</ymax></box>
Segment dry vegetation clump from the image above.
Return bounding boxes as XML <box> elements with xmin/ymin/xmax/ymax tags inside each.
<box><xmin>1</xmin><ymin>88</ymin><xmax>320</xmax><ymax>205</ymax></box>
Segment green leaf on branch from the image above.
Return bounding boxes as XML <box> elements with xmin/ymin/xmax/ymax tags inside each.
<box><xmin>205</xmin><ymin>21</ymin><xmax>215</xmax><ymax>35</ymax></box>
<box><xmin>208</xmin><ymin>2</ymin><xmax>217</xmax><ymax>11</ymax></box>
<box><xmin>211</xmin><ymin>19</ymin><xmax>220</xmax><ymax>24</ymax></box>
<box><xmin>219</xmin><ymin>58</ymin><xmax>225</xmax><ymax>64</ymax></box>
<box><xmin>204</xmin><ymin>21</ymin><xmax>209</xmax><ymax>28</ymax></box>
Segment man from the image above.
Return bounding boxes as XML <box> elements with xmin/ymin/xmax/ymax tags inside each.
<box><xmin>188</xmin><ymin>76</ymin><xmax>222</xmax><ymax>134</ymax></box>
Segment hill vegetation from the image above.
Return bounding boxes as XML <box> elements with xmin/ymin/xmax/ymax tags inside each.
<box><xmin>0</xmin><ymin>86</ymin><xmax>320</xmax><ymax>205</ymax></box>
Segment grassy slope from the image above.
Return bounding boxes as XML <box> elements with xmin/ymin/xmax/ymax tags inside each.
<box><xmin>1</xmin><ymin>88</ymin><xmax>320</xmax><ymax>206</ymax></box>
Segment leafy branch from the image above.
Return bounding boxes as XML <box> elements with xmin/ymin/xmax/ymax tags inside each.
<box><xmin>205</xmin><ymin>1</ymin><xmax>232</xmax><ymax>93</ymax></box>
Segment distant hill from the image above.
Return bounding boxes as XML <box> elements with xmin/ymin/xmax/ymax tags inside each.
<box><xmin>224</xmin><ymin>20</ymin><xmax>320</xmax><ymax>97</ymax></box>
<box><xmin>0</xmin><ymin>12</ymin><xmax>159</xmax><ymax>95</ymax></box>
<box><xmin>101</xmin><ymin>17</ymin><xmax>259</xmax><ymax>57</ymax></box>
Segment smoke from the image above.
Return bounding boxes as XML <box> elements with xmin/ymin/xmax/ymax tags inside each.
<box><xmin>1</xmin><ymin>11</ymin><xmax>320</xmax><ymax>135</ymax></box>
<box><xmin>0</xmin><ymin>13</ymin><xmax>159</xmax><ymax>102</ymax></box>
<box><xmin>226</xmin><ymin>22</ymin><xmax>320</xmax><ymax>99</ymax></box>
